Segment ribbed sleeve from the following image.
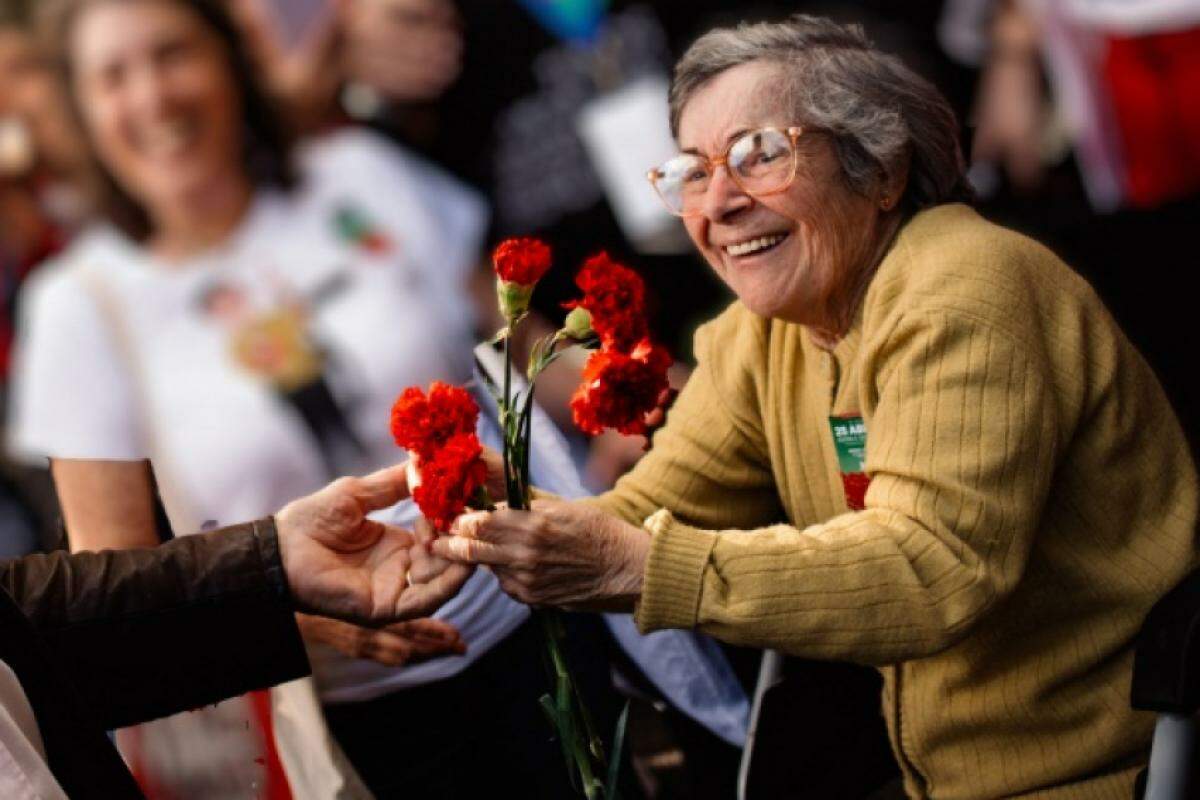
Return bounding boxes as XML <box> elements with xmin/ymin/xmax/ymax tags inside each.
<box><xmin>634</xmin><ymin>509</ymin><xmax>718</xmax><ymax>631</ymax></box>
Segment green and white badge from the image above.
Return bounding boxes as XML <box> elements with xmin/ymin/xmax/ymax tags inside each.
<box><xmin>829</xmin><ymin>415</ymin><xmax>870</xmax><ymax>510</ymax></box>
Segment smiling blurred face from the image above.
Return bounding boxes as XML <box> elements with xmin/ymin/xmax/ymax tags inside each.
<box><xmin>676</xmin><ymin>60</ymin><xmax>885</xmax><ymax>328</ymax></box>
<box><xmin>69</xmin><ymin>0</ymin><xmax>244</xmax><ymax>220</ymax></box>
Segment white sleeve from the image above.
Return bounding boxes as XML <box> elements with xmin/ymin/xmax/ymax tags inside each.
<box><xmin>399</xmin><ymin>149</ymin><xmax>490</xmax><ymax>338</ymax></box>
<box><xmin>6</xmin><ymin>265</ymin><xmax>148</xmax><ymax>463</ymax></box>
<box><xmin>300</xmin><ymin>128</ymin><xmax>489</xmax><ymax>291</ymax></box>
<box><xmin>397</xmin><ymin>147</ymin><xmax>490</xmax><ymax>287</ymax></box>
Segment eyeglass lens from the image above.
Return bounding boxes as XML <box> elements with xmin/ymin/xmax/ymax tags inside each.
<box><xmin>653</xmin><ymin>128</ymin><xmax>795</xmax><ymax>215</ymax></box>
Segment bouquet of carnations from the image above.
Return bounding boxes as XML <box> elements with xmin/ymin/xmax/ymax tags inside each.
<box><xmin>389</xmin><ymin>239</ymin><xmax>672</xmax><ymax>798</ymax></box>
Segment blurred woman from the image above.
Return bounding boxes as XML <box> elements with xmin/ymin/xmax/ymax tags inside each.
<box><xmin>6</xmin><ymin>0</ymin><xmax>624</xmax><ymax>796</ymax></box>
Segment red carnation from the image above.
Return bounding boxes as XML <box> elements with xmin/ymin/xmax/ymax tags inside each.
<box><xmin>565</xmin><ymin>252</ymin><xmax>648</xmax><ymax>352</ymax></box>
<box><xmin>412</xmin><ymin>432</ymin><xmax>488</xmax><ymax>531</ymax></box>
<box><xmin>390</xmin><ymin>381</ymin><xmax>479</xmax><ymax>461</ymax></box>
<box><xmin>492</xmin><ymin>237</ymin><xmax>552</xmax><ymax>286</ymax></box>
<box><xmin>570</xmin><ymin>338</ymin><xmax>671</xmax><ymax>436</ymax></box>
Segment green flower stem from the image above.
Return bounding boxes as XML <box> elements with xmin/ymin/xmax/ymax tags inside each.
<box><xmin>501</xmin><ymin>314</ymin><xmax>614</xmax><ymax>797</ymax></box>
<box><xmin>502</xmin><ymin>332</ymin><xmax>515</xmax><ymax>505</ymax></box>
<box><xmin>539</xmin><ymin>609</ymin><xmax>601</xmax><ymax>799</ymax></box>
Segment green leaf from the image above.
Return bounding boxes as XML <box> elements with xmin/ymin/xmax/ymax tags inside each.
<box><xmin>537</xmin><ymin>609</ymin><xmax>608</xmax><ymax>797</ymax></box>
<box><xmin>528</xmin><ymin>331</ymin><xmax>568</xmax><ymax>382</ymax></box>
<box><xmin>540</xmin><ymin>694</ymin><xmax>582</xmax><ymax>793</ymax></box>
<box><xmin>559</xmin><ymin>689</ymin><xmax>588</xmax><ymax>794</ymax></box>
<box><xmin>540</xmin><ymin>348</ymin><xmax>569</xmax><ymax>371</ymax></box>
<box><xmin>604</xmin><ymin>701</ymin><xmax>631</xmax><ymax>799</ymax></box>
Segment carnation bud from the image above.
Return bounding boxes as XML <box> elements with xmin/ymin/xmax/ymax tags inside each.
<box><xmin>496</xmin><ymin>279</ymin><xmax>534</xmax><ymax>321</ymax></box>
<box><xmin>562</xmin><ymin>306</ymin><xmax>593</xmax><ymax>340</ymax></box>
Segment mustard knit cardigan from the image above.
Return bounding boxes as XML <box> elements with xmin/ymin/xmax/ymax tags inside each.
<box><xmin>594</xmin><ymin>204</ymin><xmax>1199</xmax><ymax>799</ymax></box>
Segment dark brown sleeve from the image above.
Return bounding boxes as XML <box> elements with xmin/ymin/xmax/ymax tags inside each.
<box><xmin>0</xmin><ymin>519</ymin><xmax>310</xmax><ymax>729</ymax></box>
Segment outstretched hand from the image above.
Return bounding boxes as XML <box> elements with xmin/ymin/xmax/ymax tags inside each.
<box><xmin>295</xmin><ymin>520</ymin><xmax>469</xmax><ymax>666</ymax></box>
<box><xmin>276</xmin><ymin>464</ymin><xmax>473</xmax><ymax>625</ymax></box>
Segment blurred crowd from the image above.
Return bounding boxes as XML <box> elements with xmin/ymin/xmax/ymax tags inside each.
<box><xmin>1</xmin><ymin>0</ymin><xmax>1197</xmax><ymax>797</ymax></box>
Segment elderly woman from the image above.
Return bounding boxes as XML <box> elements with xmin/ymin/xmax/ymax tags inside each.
<box><xmin>437</xmin><ymin>14</ymin><xmax>1200</xmax><ymax>799</ymax></box>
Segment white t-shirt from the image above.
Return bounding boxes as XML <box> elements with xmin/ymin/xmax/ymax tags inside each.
<box><xmin>7</xmin><ymin>128</ymin><xmax>528</xmax><ymax>702</ymax></box>
<box><xmin>0</xmin><ymin>659</ymin><xmax>67</xmax><ymax>800</ymax></box>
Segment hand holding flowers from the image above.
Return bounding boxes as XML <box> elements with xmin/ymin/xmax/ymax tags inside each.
<box><xmin>386</xmin><ymin>238</ymin><xmax>672</xmax><ymax>798</ymax></box>
<box><xmin>436</xmin><ymin>500</ymin><xmax>650</xmax><ymax>612</ymax></box>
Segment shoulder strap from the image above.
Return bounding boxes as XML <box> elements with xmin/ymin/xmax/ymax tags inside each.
<box><xmin>75</xmin><ymin>267</ymin><xmax>201</xmax><ymax>534</ymax></box>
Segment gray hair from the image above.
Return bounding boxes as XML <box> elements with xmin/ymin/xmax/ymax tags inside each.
<box><xmin>669</xmin><ymin>15</ymin><xmax>973</xmax><ymax>211</ymax></box>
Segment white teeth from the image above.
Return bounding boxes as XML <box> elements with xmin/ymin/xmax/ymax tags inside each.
<box><xmin>725</xmin><ymin>234</ymin><xmax>785</xmax><ymax>257</ymax></box>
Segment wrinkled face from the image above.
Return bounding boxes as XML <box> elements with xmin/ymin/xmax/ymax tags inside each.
<box><xmin>676</xmin><ymin>60</ymin><xmax>883</xmax><ymax>325</ymax></box>
<box><xmin>70</xmin><ymin>0</ymin><xmax>243</xmax><ymax>217</ymax></box>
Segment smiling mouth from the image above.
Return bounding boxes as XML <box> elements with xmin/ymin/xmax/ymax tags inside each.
<box><xmin>724</xmin><ymin>233</ymin><xmax>788</xmax><ymax>258</ymax></box>
<box><xmin>136</xmin><ymin>119</ymin><xmax>198</xmax><ymax>160</ymax></box>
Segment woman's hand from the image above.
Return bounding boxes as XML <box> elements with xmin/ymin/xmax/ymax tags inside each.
<box><xmin>407</xmin><ymin>515</ymin><xmax>461</xmax><ymax>584</ymax></box>
<box><xmin>971</xmin><ymin>2</ymin><xmax>1044</xmax><ymax>191</ymax></box>
<box><xmin>431</xmin><ymin>500</ymin><xmax>650</xmax><ymax>611</ymax></box>
<box><xmin>296</xmin><ymin>517</ymin><xmax>468</xmax><ymax>667</ymax></box>
<box><xmin>276</xmin><ymin>464</ymin><xmax>474</xmax><ymax>624</ymax></box>
<box><xmin>228</xmin><ymin>0</ymin><xmax>345</xmax><ymax>132</ymax></box>
<box><xmin>342</xmin><ymin>0</ymin><xmax>463</xmax><ymax>103</ymax></box>
<box><xmin>297</xmin><ymin>613</ymin><xmax>466</xmax><ymax>667</ymax></box>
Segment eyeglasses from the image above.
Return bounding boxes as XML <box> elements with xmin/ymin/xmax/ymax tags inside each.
<box><xmin>647</xmin><ymin>126</ymin><xmax>805</xmax><ymax>217</ymax></box>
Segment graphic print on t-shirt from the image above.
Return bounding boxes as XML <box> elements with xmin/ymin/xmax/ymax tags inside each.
<box><xmin>332</xmin><ymin>201</ymin><xmax>396</xmax><ymax>257</ymax></box>
<box><xmin>199</xmin><ymin>282</ymin><xmax>323</xmax><ymax>390</ymax></box>
<box><xmin>195</xmin><ymin>273</ymin><xmax>368</xmax><ymax>477</ymax></box>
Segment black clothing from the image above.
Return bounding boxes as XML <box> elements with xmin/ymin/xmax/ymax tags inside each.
<box><xmin>0</xmin><ymin>519</ymin><xmax>309</xmax><ymax>799</ymax></box>
<box><xmin>325</xmin><ymin>613</ymin><xmax>640</xmax><ymax>799</ymax></box>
